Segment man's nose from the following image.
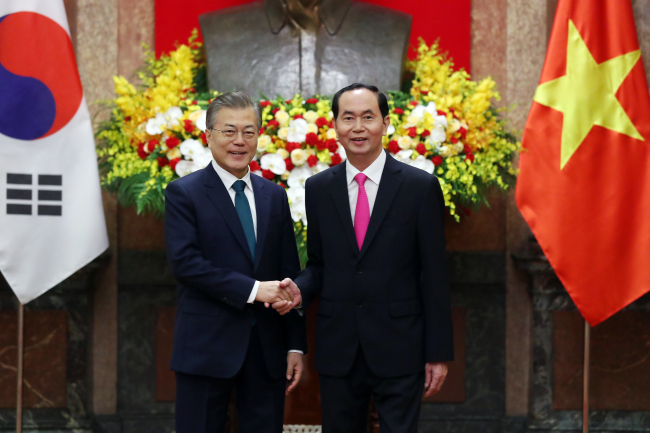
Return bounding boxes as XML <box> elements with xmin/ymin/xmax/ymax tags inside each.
<box><xmin>232</xmin><ymin>132</ymin><xmax>246</xmax><ymax>145</ymax></box>
<box><xmin>353</xmin><ymin>118</ymin><xmax>364</xmax><ymax>131</ymax></box>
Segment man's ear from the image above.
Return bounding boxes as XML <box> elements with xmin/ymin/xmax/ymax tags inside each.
<box><xmin>383</xmin><ymin>116</ymin><xmax>391</xmax><ymax>136</ymax></box>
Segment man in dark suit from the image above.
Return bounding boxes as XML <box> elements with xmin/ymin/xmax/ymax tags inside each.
<box><xmin>164</xmin><ymin>91</ymin><xmax>306</xmax><ymax>433</ymax></box>
<box><xmin>279</xmin><ymin>83</ymin><xmax>454</xmax><ymax>432</ymax></box>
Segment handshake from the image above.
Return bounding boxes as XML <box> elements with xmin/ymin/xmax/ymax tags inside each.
<box><xmin>255</xmin><ymin>278</ymin><xmax>301</xmax><ymax>315</ymax></box>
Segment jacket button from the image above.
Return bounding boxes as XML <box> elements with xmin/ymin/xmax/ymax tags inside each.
<box><xmin>358</xmin><ymin>302</ymin><xmax>362</xmax><ymax>308</ymax></box>
<box><xmin>356</xmin><ymin>265</ymin><xmax>362</xmax><ymax>273</ymax></box>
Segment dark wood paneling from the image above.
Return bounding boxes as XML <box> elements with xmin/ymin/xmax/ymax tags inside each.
<box><xmin>156</xmin><ymin>306</ymin><xmax>177</xmax><ymax>402</ymax></box>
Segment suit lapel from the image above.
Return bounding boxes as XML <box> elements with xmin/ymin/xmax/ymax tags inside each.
<box><xmin>203</xmin><ymin>167</ymin><xmax>254</xmax><ymax>265</ymax></box>
<box><xmin>359</xmin><ymin>154</ymin><xmax>402</xmax><ymax>260</ymax></box>
<box><xmin>327</xmin><ymin>163</ymin><xmax>360</xmax><ymax>256</ymax></box>
<box><xmin>251</xmin><ymin>174</ymin><xmax>270</xmax><ymax>272</ymax></box>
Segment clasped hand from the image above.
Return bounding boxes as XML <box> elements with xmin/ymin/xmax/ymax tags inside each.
<box><xmin>256</xmin><ymin>278</ymin><xmax>301</xmax><ymax>315</ymax></box>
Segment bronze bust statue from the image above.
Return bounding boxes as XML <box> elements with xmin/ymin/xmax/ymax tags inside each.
<box><xmin>199</xmin><ymin>0</ymin><xmax>411</xmax><ymax>98</ymax></box>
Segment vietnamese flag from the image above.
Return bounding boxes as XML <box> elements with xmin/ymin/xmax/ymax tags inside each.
<box><xmin>516</xmin><ymin>0</ymin><xmax>650</xmax><ymax>325</ymax></box>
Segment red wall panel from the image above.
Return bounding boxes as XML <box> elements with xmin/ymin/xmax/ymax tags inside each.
<box><xmin>155</xmin><ymin>0</ymin><xmax>470</xmax><ymax>72</ymax></box>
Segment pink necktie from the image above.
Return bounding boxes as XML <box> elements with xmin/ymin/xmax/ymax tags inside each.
<box><xmin>354</xmin><ymin>173</ymin><xmax>370</xmax><ymax>250</ymax></box>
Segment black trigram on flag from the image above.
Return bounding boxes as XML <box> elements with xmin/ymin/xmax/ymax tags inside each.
<box><xmin>6</xmin><ymin>173</ymin><xmax>62</xmax><ymax>216</ymax></box>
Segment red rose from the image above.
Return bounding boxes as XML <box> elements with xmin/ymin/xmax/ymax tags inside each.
<box><xmin>191</xmin><ymin>100</ymin><xmax>198</xmax><ymax>105</ymax></box>
<box><xmin>306</xmin><ymin>98</ymin><xmax>319</xmax><ymax>104</ymax></box>
<box><xmin>450</xmin><ymin>136</ymin><xmax>458</xmax><ymax>144</ymax></box>
<box><xmin>169</xmin><ymin>157</ymin><xmax>181</xmax><ymax>170</ymax></box>
<box><xmin>262</xmin><ymin>169</ymin><xmax>275</xmax><ymax>180</ymax></box>
<box><xmin>306</xmin><ymin>132</ymin><xmax>319</xmax><ymax>146</ymax></box>
<box><xmin>285</xmin><ymin>99</ymin><xmax>292</xmax><ymax>104</ymax></box>
<box><xmin>286</xmin><ymin>142</ymin><xmax>301</xmax><ymax>153</ymax></box>
<box><xmin>158</xmin><ymin>157</ymin><xmax>169</xmax><ymax>167</ymax></box>
<box><xmin>137</xmin><ymin>143</ymin><xmax>148</xmax><ymax>160</ymax></box>
<box><xmin>328</xmin><ymin>119</ymin><xmax>334</xmax><ymax>128</ymax></box>
<box><xmin>459</xmin><ymin>127</ymin><xmax>468</xmax><ymax>138</ymax></box>
<box><xmin>307</xmin><ymin>154</ymin><xmax>318</xmax><ymax>167</ymax></box>
<box><xmin>316</xmin><ymin>117</ymin><xmax>328</xmax><ymax>128</ymax></box>
<box><xmin>316</xmin><ymin>140</ymin><xmax>328</xmax><ymax>151</ymax></box>
<box><xmin>416</xmin><ymin>143</ymin><xmax>426</xmax><ymax>155</ymax></box>
<box><xmin>293</xmin><ymin>114</ymin><xmax>304</xmax><ymax>119</ymax></box>
<box><xmin>272</xmin><ymin>108</ymin><xmax>280</xmax><ymax>114</ymax></box>
<box><xmin>249</xmin><ymin>161</ymin><xmax>261</xmax><ymax>172</ymax></box>
<box><xmin>200</xmin><ymin>132</ymin><xmax>207</xmax><ymax>144</ymax></box>
<box><xmin>260</xmin><ymin>101</ymin><xmax>272</xmax><ymax>107</ymax></box>
<box><xmin>388</xmin><ymin>140</ymin><xmax>400</xmax><ymax>154</ymax></box>
<box><xmin>166</xmin><ymin>136</ymin><xmax>180</xmax><ymax>149</ymax></box>
<box><xmin>330</xmin><ymin>153</ymin><xmax>342</xmax><ymax>166</ymax></box>
<box><xmin>465</xmin><ymin>153</ymin><xmax>475</xmax><ymax>163</ymax></box>
<box><xmin>124</xmin><ymin>116</ymin><xmax>131</xmax><ymax>122</ymax></box>
<box><xmin>437</xmin><ymin>110</ymin><xmax>446</xmax><ymax>116</ymax></box>
<box><xmin>421</xmin><ymin>129</ymin><xmax>431</xmax><ymax>137</ymax></box>
<box><xmin>146</xmin><ymin>139</ymin><xmax>159</xmax><ymax>152</ymax></box>
<box><xmin>432</xmin><ymin>156</ymin><xmax>443</xmax><ymax>166</ymax></box>
<box><xmin>279</xmin><ymin>182</ymin><xmax>287</xmax><ymax>188</ymax></box>
<box><xmin>327</xmin><ymin>139</ymin><xmax>339</xmax><ymax>153</ymax></box>
<box><xmin>407</xmin><ymin>127</ymin><xmax>417</xmax><ymax>138</ymax></box>
<box><xmin>266</xmin><ymin>119</ymin><xmax>279</xmax><ymax>129</ymax></box>
<box><xmin>409</xmin><ymin>101</ymin><xmax>419</xmax><ymax>107</ymax></box>
<box><xmin>285</xmin><ymin>158</ymin><xmax>295</xmax><ymax>171</ymax></box>
<box><xmin>420</xmin><ymin>90</ymin><xmax>429</xmax><ymax>95</ymax></box>
<box><xmin>184</xmin><ymin>119</ymin><xmax>194</xmax><ymax>133</ymax></box>
<box><xmin>394</xmin><ymin>108</ymin><xmax>404</xmax><ymax>115</ymax></box>
<box><xmin>464</xmin><ymin>144</ymin><xmax>471</xmax><ymax>154</ymax></box>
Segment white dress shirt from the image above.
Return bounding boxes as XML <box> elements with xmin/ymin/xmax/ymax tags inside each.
<box><xmin>346</xmin><ymin>149</ymin><xmax>386</xmax><ymax>221</ymax></box>
<box><xmin>211</xmin><ymin>161</ymin><xmax>303</xmax><ymax>354</ymax></box>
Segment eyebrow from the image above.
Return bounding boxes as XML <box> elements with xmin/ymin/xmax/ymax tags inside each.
<box><xmin>224</xmin><ymin>123</ymin><xmax>256</xmax><ymax>130</ymax></box>
<box><xmin>342</xmin><ymin>109</ymin><xmax>375</xmax><ymax>116</ymax></box>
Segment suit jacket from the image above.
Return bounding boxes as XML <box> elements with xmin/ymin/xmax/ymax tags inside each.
<box><xmin>294</xmin><ymin>152</ymin><xmax>453</xmax><ymax>378</ymax></box>
<box><xmin>164</xmin><ymin>166</ymin><xmax>307</xmax><ymax>380</ymax></box>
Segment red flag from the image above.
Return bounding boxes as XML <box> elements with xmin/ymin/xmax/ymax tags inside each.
<box><xmin>516</xmin><ymin>0</ymin><xmax>650</xmax><ymax>325</ymax></box>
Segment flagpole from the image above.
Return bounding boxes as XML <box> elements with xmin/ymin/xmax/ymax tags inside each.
<box><xmin>16</xmin><ymin>302</ymin><xmax>24</xmax><ymax>433</ymax></box>
<box><xmin>583</xmin><ymin>320</ymin><xmax>590</xmax><ymax>433</ymax></box>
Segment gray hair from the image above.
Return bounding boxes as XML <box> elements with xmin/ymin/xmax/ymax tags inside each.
<box><xmin>205</xmin><ymin>91</ymin><xmax>263</xmax><ymax>130</ymax></box>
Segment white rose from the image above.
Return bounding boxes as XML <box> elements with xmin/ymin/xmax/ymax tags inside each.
<box><xmin>438</xmin><ymin>145</ymin><xmax>452</xmax><ymax>158</ymax></box>
<box><xmin>397</xmin><ymin>135</ymin><xmax>413</xmax><ymax>150</ymax></box>
<box><xmin>287</xmin><ymin>165</ymin><xmax>312</xmax><ymax>188</ymax></box>
<box><xmin>275</xmin><ymin>110</ymin><xmax>290</xmax><ymax>126</ymax></box>
<box><xmin>287</xmin><ymin>118</ymin><xmax>309</xmax><ymax>143</ymax></box>
<box><xmin>281</xmin><ymin>171</ymin><xmax>291</xmax><ymax>181</ymax></box>
<box><xmin>303</xmin><ymin>110</ymin><xmax>319</xmax><ymax>124</ymax></box>
<box><xmin>260</xmin><ymin>153</ymin><xmax>287</xmax><ymax>175</ymax></box>
<box><xmin>291</xmin><ymin>148</ymin><xmax>308</xmax><ymax>166</ymax></box>
<box><xmin>326</xmin><ymin>128</ymin><xmax>337</xmax><ymax>139</ymax></box>
<box><xmin>453</xmin><ymin>142</ymin><xmax>465</xmax><ymax>154</ymax></box>
<box><xmin>276</xmin><ymin>148</ymin><xmax>289</xmax><ymax>159</ymax></box>
<box><xmin>278</xmin><ymin>127</ymin><xmax>289</xmax><ymax>141</ymax></box>
<box><xmin>404</xmin><ymin>115</ymin><xmax>419</xmax><ymax>128</ymax></box>
<box><xmin>145</xmin><ymin>113</ymin><xmax>167</xmax><ymax>135</ymax></box>
<box><xmin>307</xmin><ymin>123</ymin><xmax>319</xmax><ymax>134</ymax></box>
<box><xmin>257</xmin><ymin>135</ymin><xmax>272</xmax><ymax>152</ymax></box>
<box><xmin>175</xmin><ymin>160</ymin><xmax>198</xmax><ymax>177</ymax></box>
<box><xmin>411</xmin><ymin>155</ymin><xmax>435</xmax><ymax>174</ymax></box>
<box><xmin>179</xmin><ymin>139</ymin><xmax>206</xmax><ymax>160</ymax></box>
<box><xmin>449</xmin><ymin>118</ymin><xmax>461</xmax><ymax>133</ymax></box>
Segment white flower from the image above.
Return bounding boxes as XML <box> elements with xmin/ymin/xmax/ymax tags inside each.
<box><xmin>287</xmin><ymin>186</ymin><xmax>305</xmax><ymax>205</ymax></box>
<box><xmin>275</xmin><ymin>110</ymin><xmax>290</xmax><ymax>126</ymax></box>
<box><xmin>434</xmin><ymin>114</ymin><xmax>448</xmax><ymax>129</ymax></box>
<box><xmin>411</xmin><ymin>155</ymin><xmax>435</xmax><ymax>174</ymax></box>
<box><xmin>337</xmin><ymin>144</ymin><xmax>347</xmax><ymax>161</ymax></box>
<box><xmin>404</xmin><ymin>115</ymin><xmax>419</xmax><ymax>128</ymax></box>
<box><xmin>287</xmin><ymin>165</ymin><xmax>312</xmax><ymax>188</ymax></box>
<box><xmin>281</xmin><ymin>171</ymin><xmax>291</xmax><ymax>181</ymax></box>
<box><xmin>287</xmin><ymin>118</ymin><xmax>309</xmax><ymax>143</ymax></box>
<box><xmin>326</xmin><ymin>128</ymin><xmax>337</xmax><ymax>139</ymax></box>
<box><xmin>397</xmin><ymin>135</ymin><xmax>414</xmax><ymax>150</ymax></box>
<box><xmin>260</xmin><ymin>153</ymin><xmax>287</xmax><ymax>175</ymax></box>
<box><xmin>312</xmin><ymin>161</ymin><xmax>330</xmax><ymax>174</ymax></box>
<box><xmin>193</xmin><ymin>148</ymin><xmax>213</xmax><ymax>168</ymax></box>
<box><xmin>146</xmin><ymin>113</ymin><xmax>167</xmax><ymax>135</ymax></box>
<box><xmin>307</xmin><ymin>123</ymin><xmax>319</xmax><ymax>134</ymax></box>
<box><xmin>175</xmin><ymin>160</ymin><xmax>198</xmax><ymax>177</ymax></box>
<box><xmin>166</xmin><ymin>147</ymin><xmax>181</xmax><ymax>160</ymax></box>
<box><xmin>438</xmin><ymin>145</ymin><xmax>452</xmax><ymax>158</ymax></box>
<box><xmin>395</xmin><ymin>149</ymin><xmax>413</xmax><ymax>165</ymax></box>
<box><xmin>452</xmin><ymin>142</ymin><xmax>465</xmax><ymax>154</ymax></box>
<box><xmin>190</xmin><ymin>110</ymin><xmax>207</xmax><ymax>132</ymax></box>
<box><xmin>411</xmin><ymin>102</ymin><xmax>438</xmax><ymax>120</ymax></box>
<box><xmin>449</xmin><ymin>118</ymin><xmax>461</xmax><ymax>133</ymax></box>
<box><xmin>386</xmin><ymin>124</ymin><xmax>395</xmax><ymax>136</ymax></box>
<box><xmin>303</xmin><ymin>110</ymin><xmax>319</xmax><ymax>124</ymax></box>
<box><xmin>278</xmin><ymin>127</ymin><xmax>289</xmax><ymax>141</ymax></box>
<box><xmin>428</xmin><ymin>126</ymin><xmax>447</xmax><ymax>144</ymax></box>
<box><xmin>257</xmin><ymin>135</ymin><xmax>272</xmax><ymax>152</ymax></box>
<box><xmin>276</xmin><ymin>148</ymin><xmax>289</xmax><ymax>159</ymax></box>
<box><xmin>164</xmin><ymin>106</ymin><xmax>183</xmax><ymax>128</ymax></box>
<box><xmin>179</xmin><ymin>139</ymin><xmax>206</xmax><ymax>160</ymax></box>
<box><xmin>291</xmin><ymin>148</ymin><xmax>308</xmax><ymax>166</ymax></box>
<box><xmin>288</xmin><ymin>192</ymin><xmax>308</xmax><ymax>225</ymax></box>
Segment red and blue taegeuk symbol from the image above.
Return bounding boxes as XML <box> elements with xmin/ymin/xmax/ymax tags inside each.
<box><xmin>0</xmin><ymin>12</ymin><xmax>83</xmax><ymax>140</ymax></box>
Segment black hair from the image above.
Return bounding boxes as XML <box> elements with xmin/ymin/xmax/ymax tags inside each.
<box><xmin>331</xmin><ymin>83</ymin><xmax>389</xmax><ymax>120</ymax></box>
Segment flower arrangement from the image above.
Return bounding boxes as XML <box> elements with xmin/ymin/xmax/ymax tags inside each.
<box><xmin>96</xmin><ymin>31</ymin><xmax>519</xmax><ymax>263</ymax></box>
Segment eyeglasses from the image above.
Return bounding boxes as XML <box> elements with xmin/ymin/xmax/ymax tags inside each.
<box><xmin>210</xmin><ymin>127</ymin><xmax>257</xmax><ymax>140</ymax></box>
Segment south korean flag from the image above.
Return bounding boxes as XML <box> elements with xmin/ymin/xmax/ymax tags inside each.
<box><xmin>0</xmin><ymin>0</ymin><xmax>108</xmax><ymax>304</ymax></box>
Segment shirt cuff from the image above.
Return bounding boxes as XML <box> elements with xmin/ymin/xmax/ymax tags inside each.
<box><xmin>288</xmin><ymin>350</ymin><xmax>304</xmax><ymax>354</ymax></box>
<box><xmin>247</xmin><ymin>281</ymin><xmax>260</xmax><ymax>304</ymax></box>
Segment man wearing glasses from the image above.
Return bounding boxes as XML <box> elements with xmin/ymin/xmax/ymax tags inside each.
<box><xmin>164</xmin><ymin>91</ymin><xmax>306</xmax><ymax>433</ymax></box>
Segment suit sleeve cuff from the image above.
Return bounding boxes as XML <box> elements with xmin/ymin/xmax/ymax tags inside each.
<box><xmin>247</xmin><ymin>281</ymin><xmax>260</xmax><ymax>304</ymax></box>
<box><xmin>288</xmin><ymin>350</ymin><xmax>304</xmax><ymax>354</ymax></box>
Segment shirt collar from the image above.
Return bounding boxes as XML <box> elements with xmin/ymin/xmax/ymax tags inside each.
<box><xmin>211</xmin><ymin>159</ymin><xmax>253</xmax><ymax>191</ymax></box>
<box><xmin>346</xmin><ymin>150</ymin><xmax>386</xmax><ymax>187</ymax></box>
